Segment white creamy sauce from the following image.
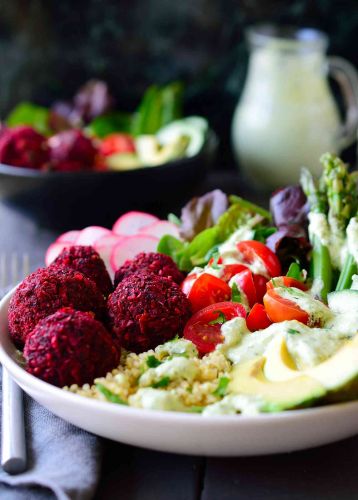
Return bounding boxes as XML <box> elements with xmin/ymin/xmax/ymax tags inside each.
<box><xmin>217</xmin><ymin>317</ymin><xmax>246</xmax><ymax>355</ymax></box>
<box><xmin>284</xmin><ymin>321</ymin><xmax>350</xmax><ymax>369</ymax></box>
<box><xmin>222</xmin><ymin>324</ymin><xmax>277</xmax><ymax>365</ymax></box>
<box><xmin>308</xmin><ymin>212</ymin><xmax>348</xmax><ymax>269</ymax></box>
<box><xmin>128</xmin><ymin>388</ymin><xmax>185</xmax><ymax>411</ymax></box>
<box><xmin>351</xmin><ymin>275</ymin><xmax>358</xmax><ymax>291</ymax></box>
<box><xmin>202</xmin><ymin>394</ymin><xmax>265</xmax><ymax>416</ymax></box>
<box><xmin>218</xmin><ymin>313</ymin><xmax>353</xmax><ymax>373</ymax></box>
<box><xmin>155</xmin><ymin>338</ymin><xmax>198</xmax><ymax>359</ymax></box>
<box><xmin>139</xmin><ymin>357</ymin><xmax>198</xmax><ymax>387</ymax></box>
<box><xmin>347</xmin><ymin>217</ymin><xmax>358</xmax><ymax>263</ymax></box>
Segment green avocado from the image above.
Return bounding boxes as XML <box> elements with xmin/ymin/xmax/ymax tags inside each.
<box><xmin>229</xmin><ymin>356</ymin><xmax>326</xmax><ymax>413</ymax></box>
<box><xmin>264</xmin><ymin>334</ymin><xmax>358</xmax><ymax>403</ymax></box>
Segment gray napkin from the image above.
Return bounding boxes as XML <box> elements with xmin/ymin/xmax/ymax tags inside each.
<box><xmin>0</xmin><ymin>368</ymin><xmax>102</xmax><ymax>500</ymax></box>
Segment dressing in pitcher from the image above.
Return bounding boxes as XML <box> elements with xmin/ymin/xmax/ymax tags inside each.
<box><xmin>232</xmin><ymin>25</ymin><xmax>358</xmax><ymax>188</ymax></box>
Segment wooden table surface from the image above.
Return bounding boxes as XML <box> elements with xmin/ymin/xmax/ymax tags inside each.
<box><xmin>1</xmin><ymin>171</ymin><xmax>357</xmax><ymax>500</ymax></box>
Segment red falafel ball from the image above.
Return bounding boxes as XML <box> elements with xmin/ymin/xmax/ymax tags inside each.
<box><xmin>107</xmin><ymin>272</ymin><xmax>191</xmax><ymax>353</ymax></box>
<box><xmin>114</xmin><ymin>252</ymin><xmax>184</xmax><ymax>288</ymax></box>
<box><xmin>0</xmin><ymin>126</ymin><xmax>49</xmax><ymax>169</ymax></box>
<box><xmin>8</xmin><ymin>266</ymin><xmax>105</xmax><ymax>348</ymax></box>
<box><xmin>24</xmin><ymin>308</ymin><xmax>119</xmax><ymax>387</ymax></box>
<box><xmin>51</xmin><ymin>245</ymin><xmax>112</xmax><ymax>296</ymax></box>
<box><xmin>48</xmin><ymin>129</ymin><xmax>97</xmax><ymax>172</ymax></box>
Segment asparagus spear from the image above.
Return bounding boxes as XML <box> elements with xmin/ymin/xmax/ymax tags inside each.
<box><xmin>300</xmin><ymin>167</ymin><xmax>332</xmax><ymax>301</ymax></box>
<box><xmin>320</xmin><ymin>153</ymin><xmax>358</xmax><ymax>239</ymax></box>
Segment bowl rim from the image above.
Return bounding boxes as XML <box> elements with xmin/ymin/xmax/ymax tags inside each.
<box><xmin>0</xmin><ymin>130</ymin><xmax>218</xmax><ymax>179</ymax></box>
<box><xmin>1</xmin><ymin>287</ymin><xmax>357</xmax><ymax>426</ymax></box>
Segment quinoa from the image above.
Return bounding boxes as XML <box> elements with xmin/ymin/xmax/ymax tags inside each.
<box><xmin>64</xmin><ymin>338</ymin><xmax>232</xmax><ymax>411</ymax></box>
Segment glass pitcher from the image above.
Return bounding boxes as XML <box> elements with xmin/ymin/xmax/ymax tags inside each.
<box><xmin>232</xmin><ymin>25</ymin><xmax>358</xmax><ymax>188</ymax></box>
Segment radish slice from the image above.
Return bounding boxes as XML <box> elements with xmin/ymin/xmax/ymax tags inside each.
<box><xmin>94</xmin><ymin>233</ymin><xmax>124</xmax><ymax>278</ymax></box>
<box><xmin>76</xmin><ymin>226</ymin><xmax>112</xmax><ymax>246</ymax></box>
<box><xmin>110</xmin><ymin>235</ymin><xmax>159</xmax><ymax>271</ymax></box>
<box><xmin>140</xmin><ymin>220</ymin><xmax>180</xmax><ymax>239</ymax></box>
<box><xmin>113</xmin><ymin>211</ymin><xmax>159</xmax><ymax>236</ymax></box>
<box><xmin>45</xmin><ymin>242</ymin><xmax>71</xmax><ymax>266</ymax></box>
<box><xmin>56</xmin><ymin>230</ymin><xmax>81</xmax><ymax>243</ymax></box>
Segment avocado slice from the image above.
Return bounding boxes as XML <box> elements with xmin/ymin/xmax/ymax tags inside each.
<box><xmin>135</xmin><ymin>134</ymin><xmax>189</xmax><ymax>166</ymax></box>
<box><xmin>264</xmin><ymin>334</ymin><xmax>358</xmax><ymax>403</ymax></box>
<box><xmin>229</xmin><ymin>356</ymin><xmax>326</xmax><ymax>413</ymax></box>
<box><xmin>106</xmin><ymin>153</ymin><xmax>143</xmax><ymax>171</ymax></box>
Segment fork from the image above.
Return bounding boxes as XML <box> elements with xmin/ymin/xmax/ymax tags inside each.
<box><xmin>1</xmin><ymin>253</ymin><xmax>29</xmax><ymax>474</ymax></box>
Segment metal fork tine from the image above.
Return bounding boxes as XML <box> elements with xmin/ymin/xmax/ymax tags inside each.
<box><xmin>1</xmin><ymin>252</ymin><xmax>27</xmax><ymax>474</ymax></box>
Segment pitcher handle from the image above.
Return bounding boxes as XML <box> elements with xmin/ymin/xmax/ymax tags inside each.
<box><xmin>328</xmin><ymin>56</ymin><xmax>358</xmax><ymax>150</ymax></box>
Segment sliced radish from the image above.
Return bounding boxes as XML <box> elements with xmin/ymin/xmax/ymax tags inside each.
<box><xmin>56</xmin><ymin>230</ymin><xmax>81</xmax><ymax>243</ymax></box>
<box><xmin>110</xmin><ymin>235</ymin><xmax>159</xmax><ymax>271</ymax></box>
<box><xmin>140</xmin><ymin>220</ymin><xmax>180</xmax><ymax>239</ymax></box>
<box><xmin>94</xmin><ymin>233</ymin><xmax>124</xmax><ymax>278</ymax></box>
<box><xmin>76</xmin><ymin>226</ymin><xmax>111</xmax><ymax>246</ymax></box>
<box><xmin>112</xmin><ymin>211</ymin><xmax>159</xmax><ymax>236</ymax></box>
<box><xmin>45</xmin><ymin>242</ymin><xmax>71</xmax><ymax>266</ymax></box>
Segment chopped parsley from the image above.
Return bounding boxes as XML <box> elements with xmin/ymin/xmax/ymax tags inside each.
<box><xmin>151</xmin><ymin>376</ymin><xmax>171</xmax><ymax>388</ymax></box>
<box><xmin>146</xmin><ymin>355</ymin><xmax>162</xmax><ymax>368</ymax></box>
<box><xmin>287</xmin><ymin>328</ymin><xmax>300</xmax><ymax>335</ymax></box>
<box><xmin>231</xmin><ymin>282</ymin><xmax>242</xmax><ymax>303</ymax></box>
<box><xmin>96</xmin><ymin>384</ymin><xmax>127</xmax><ymax>405</ymax></box>
<box><xmin>213</xmin><ymin>376</ymin><xmax>230</xmax><ymax>397</ymax></box>
<box><xmin>208</xmin><ymin>311</ymin><xmax>227</xmax><ymax>325</ymax></box>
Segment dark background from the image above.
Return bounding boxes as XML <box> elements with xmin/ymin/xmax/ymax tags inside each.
<box><xmin>1</xmin><ymin>0</ymin><xmax>358</xmax><ymax>167</ymax></box>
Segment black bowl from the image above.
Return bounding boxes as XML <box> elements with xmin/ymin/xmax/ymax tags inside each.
<box><xmin>0</xmin><ymin>131</ymin><xmax>218</xmax><ymax>230</ymax></box>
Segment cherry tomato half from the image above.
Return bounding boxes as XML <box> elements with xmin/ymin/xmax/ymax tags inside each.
<box><xmin>263</xmin><ymin>288</ymin><xmax>309</xmax><ymax>324</ymax></box>
<box><xmin>100</xmin><ymin>133</ymin><xmax>136</xmax><ymax>156</ymax></box>
<box><xmin>246</xmin><ymin>303</ymin><xmax>272</xmax><ymax>332</ymax></box>
<box><xmin>253</xmin><ymin>274</ymin><xmax>268</xmax><ymax>303</ymax></box>
<box><xmin>266</xmin><ymin>276</ymin><xmax>307</xmax><ymax>291</ymax></box>
<box><xmin>236</xmin><ymin>240</ymin><xmax>281</xmax><ymax>278</ymax></box>
<box><xmin>182</xmin><ymin>273</ymin><xmax>231</xmax><ymax>313</ymax></box>
<box><xmin>184</xmin><ymin>301</ymin><xmax>247</xmax><ymax>355</ymax></box>
<box><xmin>221</xmin><ymin>263</ymin><xmax>248</xmax><ymax>282</ymax></box>
<box><xmin>231</xmin><ymin>269</ymin><xmax>257</xmax><ymax>308</ymax></box>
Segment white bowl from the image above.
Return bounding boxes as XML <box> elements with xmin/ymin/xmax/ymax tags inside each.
<box><xmin>0</xmin><ymin>288</ymin><xmax>357</xmax><ymax>457</ymax></box>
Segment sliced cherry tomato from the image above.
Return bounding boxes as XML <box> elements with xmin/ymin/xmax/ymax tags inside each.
<box><xmin>231</xmin><ymin>269</ymin><xmax>257</xmax><ymax>308</ymax></box>
<box><xmin>246</xmin><ymin>303</ymin><xmax>272</xmax><ymax>332</ymax></box>
<box><xmin>263</xmin><ymin>288</ymin><xmax>309</xmax><ymax>324</ymax></box>
<box><xmin>184</xmin><ymin>273</ymin><xmax>231</xmax><ymax>313</ymax></box>
<box><xmin>236</xmin><ymin>240</ymin><xmax>281</xmax><ymax>278</ymax></box>
<box><xmin>100</xmin><ymin>133</ymin><xmax>136</xmax><ymax>156</ymax></box>
<box><xmin>266</xmin><ymin>276</ymin><xmax>307</xmax><ymax>291</ymax></box>
<box><xmin>184</xmin><ymin>301</ymin><xmax>247</xmax><ymax>355</ymax></box>
<box><xmin>181</xmin><ymin>273</ymin><xmax>198</xmax><ymax>296</ymax></box>
<box><xmin>253</xmin><ymin>274</ymin><xmax>268</xmax><ymax>303</ymax></box>
<box><xmin>221</xmin><ymin>263</ymin><xmax>248</xmax><ymax>282</ymax></box>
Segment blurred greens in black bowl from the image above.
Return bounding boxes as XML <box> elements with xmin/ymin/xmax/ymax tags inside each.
<box><xmin>0</xmin><ymin>80</ymin><xmax>217</xmax><ymax>229</ymax></box>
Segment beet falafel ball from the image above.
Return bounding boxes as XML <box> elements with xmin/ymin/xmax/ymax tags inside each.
<box><xmin>0</xmin><ymin>126</ymin><xmax>49</xmax><ymax>169</ymax></box>
<box><xmin>8</xmin><ymin>266</ymin><xmax>105</xmax><ymax>348</ymax></box>
<box><xmin>24</xmin><ymin>308</ymin><xmax>119</xmax><ymax>387</ymax></box>
<box><xmin>51</xmin><ymin>245</ymin><xmax>112</xmax><ymax>296</ymax></box>
<box><xmin>107</xmin><ymin>272</ymin><xmax>191</xmax><ymax>353</ymax></box>
<box><xmin>114</xmin><ymin>252</ymin><xmax>184</xmax><ymax>288</ymax></box>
